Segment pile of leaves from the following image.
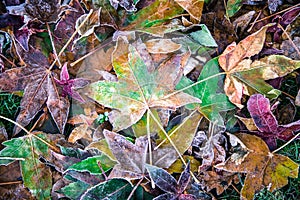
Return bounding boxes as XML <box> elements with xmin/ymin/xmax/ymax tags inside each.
<box><xmin>0</xmin><ymin>0</ymin><xmax>300</xmax><ymax>199</ymax></box>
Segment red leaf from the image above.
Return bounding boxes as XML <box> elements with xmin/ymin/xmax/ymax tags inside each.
<box><xmin>247</xmin><ymin>94</ymin><xmax>300</xmax><ymax>150</ymax></box>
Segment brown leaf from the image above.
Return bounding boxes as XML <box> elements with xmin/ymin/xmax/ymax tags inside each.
<box><xmin>174</xmin><ymin>0</ymin><xmax>204</xmax><ymax>22</ymax></box>
<box><xmin>215</xmin><ymin>133</ymin><xmax>299</xmax><ymax>200</ymax></box>
<box><xmin>47</xmin><ymin>76</ymin><xmax>70</xmax><ymax>134</ymax></box>
<box><xmin>198</xmin><ymin>170</ymin><xmax>239</xmax><ymax>195</ymax></box>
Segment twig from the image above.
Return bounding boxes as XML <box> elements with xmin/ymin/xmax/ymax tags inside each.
<box><xmin>126</xmin><ymin>178</ymin><xmax>144</xmax><ymax>200</ymax></box>
<box><xmin>0</xmin><ymin>115</ymin><xmax>60</xmax><ymax>152</ymax></box>
<box><xmin>278</xmin><ymin>23</ymin><xmax>300</xmax><ymax>57</ymax></box>
<box><xmin>249</xmin><ymin>3</ymin><xmax>300</xmax><ymax>27</ymax></box>
<box><xmin>49</xmin><ymin>9</ymin><xmax>94</xmax><ymax>70</ymax></box>
<box><xmin>272</xmin><ymin>131</ymin><xmax>300</xmax><ymax>153</ymax></box>
<box><xmin>46</xmin><ymin>22</ymin><xmax>62</xmax><ymax>67</ymax></box>
<box><xmin>0</xmin><ymin>181</ymin><xmax>23</xmax><ymax>186</ymax></box>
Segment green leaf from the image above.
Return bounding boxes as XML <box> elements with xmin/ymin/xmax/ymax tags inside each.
<box><xmin>0</xmin><ymin>132</ymin><xmax>53</xmax><ymax>200</ymax></box>
<box><xmin>226</xmin><ymin>0</ymin><xmax>243</xmax><ymax>17</ymax></box>
<box><xmin>67</xmin><ymin>155</ymin><xmax>117</xmax><ymax>175</ymax></box>
<box><xmin>90</xmin><ymin>38</ymin><xmax>200</xmax><ymax>131</ymax></box>
<box><xmin>60</xmin><ymin>180</ymin><xmax>90</xmax><ymax>199</ymax></box>
<box><xmin>189</xmin><ymin>24</ymin><xmax>218</xmax><ymax>47</ymax></box>
<box><xmin>81</xmin><ymin>179</ymin><xmax>133</xmax><ymax>200</ymax></box>
<box><xmin>176</xmin><ymin>58</ymin><xmax>235</xmax><ymax>125</ymax></box>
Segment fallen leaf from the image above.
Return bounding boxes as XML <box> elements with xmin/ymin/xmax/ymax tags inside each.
<box><xmin>226</xmin><ymin>0</ymin><xmax>243</xmax><ymax>17</ymax></box>
<box><xmin>236</xmin><ymin>115</ymin><xmax>258</xmax><ymax>131</ymax></box>
<box><xmin>215</xmin><ymin>133</ymin><xmax>299</xmax><ymax>200</ymax></box>
<box><xmin>66</xmin><ymin>154</ymin><xmax>117</xmax><ymax>175</ymax></box>
<box><xmin>109</xmin><ymin>0</ymin><xmax>138</xmax><ymax>12</ymax></box>
<box><xmin>0</xmin><ymin>50</ymin><xmax>70</xmax><ymax>134</ymax></box>
<box><xmin>176</xmin><ymin>57</ymin><xmax>235</xmax><ymax>126</ymax></box>
<box><xmin>198</xmin><ymin>170</ymin><xmax>239</xmax><ymax>195</ymax></box>
<box><xmin>218</xmin><ymin>24</ymin><xmax>300</xmax><ymax>108</ymax></box>
<box><xmin>99</xmin><ymin>111</ymin><xmax>200</xmax><ymax>182</ymax></box>
<box><xmin>68</xmin><ymin>124</ymin><xmax>93</xmax><ymax>144</ymax></box>
<box><xmin>145</xmin><ymin>39</ymin><xmax>182</xmax><ymax>54</ymax></box>
<box><xmin>146</xmin><ymin>162</ymin><xmax>196</xmax><ymax>200</ymax></box>
<box><xmin>75</xmin><ymin>9</ymin><xmax>101</xmax><ymax>39</ymax></box>
<box><xmin>175</xmin><ymin>0</ymin><xmax>204</xmax><ymax>22</ymax></box>
<box><xmin>268</xmin><ymin>0</ymin><xmax>283</xmax><ymax>13</ymax></box>
<box><xmin>55</xmin><ymin>63</ymin><xmax>90</xmax><ymax>103</ymax></box>
<box><xmin>90</xmin><ymin>37</ymin><xmax>200</xmax><ymax>131</ymax></box>
<box><xmin>192</xmin><ymin>124</ymin><xmax>227</xmax><ymax>171</ymax></box>
<box><xmin>80</xmin><ymin>179</ymin><xmax>133</xmax><ymax>200</ymax></box>
<box><xmin>247</xmin><ymin>94</ymin><xmax>300</xmax><ymax>150</ymax></box>
<box><xmin>0</xmin><ymin>132</ymin><xmax>58</xmax><ymax>199</ymax></box>
<box><xmin>122</xmin><ymin>0</ymin><xmax>185</xmax><ymax>36</ymax></box>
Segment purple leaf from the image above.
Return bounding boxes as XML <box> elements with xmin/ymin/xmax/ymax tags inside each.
<box><xmin>146</xmin><ymin>164</ymin><xmax>178</xmax><ymax>194</ymax></box>
<box><xmin>247</xmin><ymin>94</ymin><xmax>278</xmax><ymax>133</ymax></box>
<box><xmin>177</xmin><ymin>162</ymin><xmax>191</xmax><ymax>193</ymax></box>
<box><xmin>247</xmin><ymin>94</ymin><xmax>300</xmax><ymax>150</ymax></box>
<box><xmin>54</xmin><ymin>63</ymin><xmax>90</xmax><ymax>103</ymax></box>
<box><xmin>269</xmin><ymin>6</ymin><xmax>300</xmax><ymax>42</ymax></box>
<box><xmin>146</xmin><ymin>162</ymin><xmax>192</xmax><ymax>198</ymax></box>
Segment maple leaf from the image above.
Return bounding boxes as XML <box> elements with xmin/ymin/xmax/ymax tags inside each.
<box><xmin>0</xmin><ymin>132</ymin><xmax>60</xmax><ymax>200</ymax></box>
<box><xmin>176</xmin><ymin>57</ymin><xmax>235</xmax><ymax>126</ymax></box>
<box><xmin>96</xmin><ymin>111</ymin><xmax>201</xmax><ymax>182</ymax></box>
<box><xmin>215</xmin><ymin>133</ymin><xmax>299</xmax><ymax>200</ymax></box>
<box><xmin>218</xmin><ymin>24</ymin><xmax>300</xmax><ymax>108</ymax></box>
<box><xmin>146</xmin><ymin>162</ymin><xmax>196</xmax><ymax>200</ymax></box>
<box><xmin>55</xmin><ymin>63</ymin><xmax>90</xmax><ymax>103</ymax></box>
<box><xmin>247</xmin><ymin>94</ymin><xmax>300</xmax><ymax>150</ymax></box>
<box><xmin>0</xmin><ymin>50</ymin><xmax>69</xmax><ymax>134</ymax></box>
<box><xmin>90</xmin><ymin>38</ymin><xmax>200</xmax><ymax>131</ymax></box>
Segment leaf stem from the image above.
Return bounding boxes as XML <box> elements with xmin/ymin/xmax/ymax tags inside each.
<box><xmin>272</xmin><ymin>131</ymin><xmax>300</xmax><ymax>153</ymax></box>
<box><xmin>49</xmin><ymin>9</ymin><xmax>94</xmax><ymax>70</ymax></box>
<box><xmin>148</xmin><ymin>109</ymin><xmax>200</xmax><ymax>184</ymax></box>
<box><xmin>163</xmin><ymin>72</ymin><xmax>227</xmax><ymax>100</ymax></box>
<box><xmin>154</xmin><ymin>109</ymin><xmax>198</xmax><ymax>150</ymax></box>
<box><xmin>0</xmin><ymin>115</ymin><xmax>60</xmax><ymax>152</ymax></box>
<box><xmin>46</xmin><ymin>22</ymin><xmax>62</xmax><ymax>68</ymax></box>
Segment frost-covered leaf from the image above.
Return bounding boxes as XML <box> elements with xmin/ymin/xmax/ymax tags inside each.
<box><xmin>67</xmin><ymin>155</ymin><xmax>117</xmax><ymax>175</ymax></box>
<box><xmin>198</xmin><ymin>170</ymin><xmax>239</xmax><ymax>195</ymax></box>
<box><xmin>109</xmin><ymin>0</ymin><xmax>139</xmax><ymax>12</ymax></box>
<box><xmin>90</xmin><ymin>37</ymin><xmax>200</xmax><ymax>131</ymax></box>
<box><xmin>176</xmin><ymin>58</ymin><xmax>235</xmax><ymax>125</ymax></box>
<box><xmin>174</xmin><ymin>0</ymin><xmax>204</xmax><ymax>21</ymax></box>
<box><xmin>123</xmin><ymin>0</ymin><xmax>184</xmax><ymax>36</ymax></box>
<box><xmin>216</xmin><ymin>133</ymin><xmax>299</xmax><ymax>200</ymax></box>
<box><xmin>80</xmin><ymin>179</ymin><xmax>132</xmax><ymax>200</ymax></box>
<box><xmin>146</xmin><ymin>162</ymin><xmax>195</xmax><ymax>199</ymax></box>
<box><xmin>247</xmin><ymin>94</ymin><xmax>300</xmax><ymax>150</ymax></box>
<box><xmin>219</xmin><ymin>24</ymin><xmax>300</xmax><ymax>108</ymax></box>
<box><xmin>0</xmin><ymin>50</ymin><xmax>70</xmax><ymax>134</ymax></box>
<box><xmin>0</xmin><ymin>132</ymin><xmax>55</xmax><ymax>199</ymax></box>
<box><xmin>226</xmin><ymin>0</ymin><xmax>243</xmax><ymax>17</ymax></box>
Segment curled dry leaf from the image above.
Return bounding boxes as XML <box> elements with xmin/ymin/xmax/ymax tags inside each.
<box><xmin>219</xmin><ymin>24</ymin><xmax>300</xmax><ymax>108</ymax></box>
<box><xmin>215</xmin><ymin>133</ymin><xmax>299</xmax><ymax>200</ymax></box>
<box><xmin>198</xmin><ymin>170</ymin><xmax>239</xmax><ymax>195</ymax></box>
